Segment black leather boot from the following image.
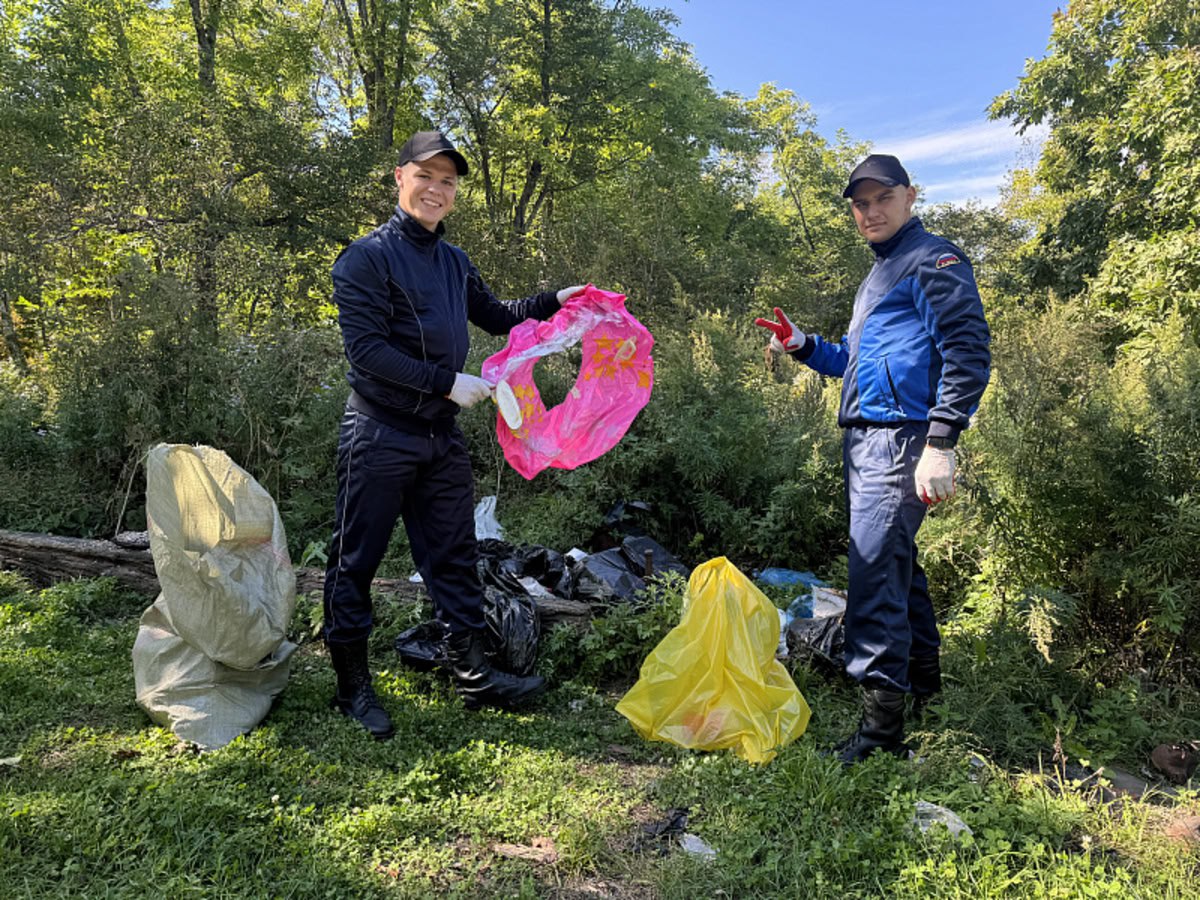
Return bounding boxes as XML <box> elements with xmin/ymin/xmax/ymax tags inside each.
<box><xmin>909</xmin><ymin>653</ymin><xmax>942</xmax><ymax>721</ymax></box>
<box><xmin>836</xmin><ymin>688</ymin><xmax>907</xmax><ymax>765</ymax></box>
<box><xmin>329</xmin><ymin>641</ymin><xmax>395</xmax><ymax>740</ymax></box>
<box><xmin>446</xmin><ymin>629</ymin><xmax>547</xmax><ymax>711</ymax></box>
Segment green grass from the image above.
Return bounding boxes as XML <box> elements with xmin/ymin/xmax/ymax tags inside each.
<box><xmin>1</xmin><ymin>571</ymin><xmax>1197</xmax><ymax>898</ymax></box>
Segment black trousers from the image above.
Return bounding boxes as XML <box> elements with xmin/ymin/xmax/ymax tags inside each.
<box><xmin>322</xmin><ymin>406</ymin><xmax>485</xmax><ymax>644</ymax></box>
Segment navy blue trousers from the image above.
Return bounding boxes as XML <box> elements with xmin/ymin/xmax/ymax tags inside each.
<box><xmin>842</xmin><ymin>423</ymin><xmax>939</xmax><ymax>692</ymax></box>
<box><xmin>322</xmin><ymin>407</ymin><xmax>485</xmax><ymax>645</ymax></box>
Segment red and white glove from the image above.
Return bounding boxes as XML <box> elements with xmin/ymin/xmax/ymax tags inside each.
<box><xmin>754</xmin><ymin>307</ymin><xmax>806</xmax><ymax>353</ymax></box>
<box><xmin>915</xmin><ymin>445</ymin><xmax>956</xmax><ymax>504</ymax></box>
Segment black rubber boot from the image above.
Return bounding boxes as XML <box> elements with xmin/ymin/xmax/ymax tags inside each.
<box><xmin>329</xmin><ymin>641</ymin><xmax>395</xmax><ymax>740</ymax></box>
<box><xmin>836</xmin><ymin>688</ymin><xmax>908</xmax><ymax>765</ymax></box>
<box><xmin>909</xmin><ymin>653</ymin><xmax>942</xmax><ymax>721</ymax></box>
<box><xmin>446</xmin><ymin>629</ymin><xmax>547</xmax><ymax>711</ymax></box>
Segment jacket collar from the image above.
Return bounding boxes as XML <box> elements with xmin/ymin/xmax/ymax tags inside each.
<box><xmin>869</xmin><ymin>216</ymin><xmax>923</xmax><ymax>259</ymax></box>
<box><xmin>387</xmin><ymin>205</ymin><xmax>445</xmax><ymax>250</ymax></box>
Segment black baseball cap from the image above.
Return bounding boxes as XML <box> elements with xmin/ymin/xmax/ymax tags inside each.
<box><xmin>842</xmin><ymin>154</ymin><xmax>910</xmax><ymax>198</ymax></box>
<box><xmin>398</xmin><ymin>131</ymin><xmax>469</xmax><ymax>176</ymax></box>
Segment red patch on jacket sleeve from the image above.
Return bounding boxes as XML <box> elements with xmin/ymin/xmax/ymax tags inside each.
<box><xmin>935</xmin><ymin>253</ymin><xmax>961</xmax><ymax>269</ymax></box>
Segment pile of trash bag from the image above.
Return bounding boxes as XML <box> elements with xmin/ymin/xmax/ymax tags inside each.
<box><xmin>784</xmin><ymin>586</ymin><xmax>848</xmax><ymax>674</ymax></box>
<box><xmin>395</xmin><ymin>500</ymin><xmax>689</xmax><ymax>675</ymax></box>
<box><xmin>750</xmin><ymin>566</ymin><xmax>848</xmax><ymax>674</ymax></box>
<box><xmin>477</xmin><ymin>539</ymin><xmax>574</xmax><ymax>600</ymax></box>
<box><xmin>573</xmin><ymin>534</ymin><xmax>688</xmax><ymax>604</ymax></box>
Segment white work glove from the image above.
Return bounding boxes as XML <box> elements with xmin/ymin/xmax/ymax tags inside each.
<box><xmin>754</xmin><ymin>307</ymin><xmax>806</xmax><ymax>353</ymax></box>
<box><xmin>557</xmin><ymin>284</ymin><xmax>588</xmax><ymax>303</ymax></box>
<box><xmin>915</xmin><ymin>444</ymin><xmax>956</xmax><ymax>504</ymax></box>
<box><xmin>448</xmin><ymin>373</ymin><xmax>493</xmax><ymax>409</ymax></box>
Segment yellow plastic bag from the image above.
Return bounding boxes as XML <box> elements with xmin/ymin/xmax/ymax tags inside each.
<box><xmin>616</xmin><ymin>557</ymin><xmax>811</xmax><ymax>763</ymax></box>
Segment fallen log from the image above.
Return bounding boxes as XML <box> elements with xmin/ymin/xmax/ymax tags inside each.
<box><xmin>0</xmin><ymin>528</ymin><xmax>592</xmax><ymax>627</ymax></box>
<box><xmin>0</xmin><ymin>528</ymin><xmax>159</xmax><ymax>596</ymax></box>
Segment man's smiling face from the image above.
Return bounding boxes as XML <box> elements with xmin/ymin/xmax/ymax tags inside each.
<box><xmin>395</xmin><ymin>154</ymin><xmax>459</xmax><ymax>231</ymax></box>
<box><xmin>850</xmin><ymin>179</ymin><xmax>917</xmax><ymax>244</ymax></box>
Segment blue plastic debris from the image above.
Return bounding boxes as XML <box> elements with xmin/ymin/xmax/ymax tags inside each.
<box><xmin>755</xmin><ymin>568</ymin><xmax>827</xmax><ymax>589</ymax></box>
<box><xmin>786</xmin><ymin>594</ymin><xmax>814</xmax><ymax>619</ymax></box>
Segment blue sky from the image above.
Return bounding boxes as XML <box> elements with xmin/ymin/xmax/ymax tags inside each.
<box><xmin>661</xmin><ymin>0</ymin><xmax>1064</xmax><ymax>206</ymax></box>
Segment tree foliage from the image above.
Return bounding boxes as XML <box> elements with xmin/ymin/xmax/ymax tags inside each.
<box><xmin>992</xmin><ymin>0</ymin><xmax>1200</xmax><ymax>332</ymax></box>
<box><xmin>963</xmin><ymin>0</ymin><xmax>1200</xmax><ymax>672</ymax></box>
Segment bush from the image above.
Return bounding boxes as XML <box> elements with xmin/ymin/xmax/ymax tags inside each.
<box><xmin>539</xmin><ymin>572</ymin><xmax>687</xmax><ymax>686</ymax></box>
<box><xmin>4</xmin><ymin>256</ymin><xmax>347</xmax><ymax>557</ymax></box>
<box><xmin>964</xmin><ymin>302</ymin><xmax>1200</xmax><ymax>680</ymax></box>
<box><xmin>0</xmin><ymin>361</ymin><xmax>91</xmax><ymax>533</ymax></box>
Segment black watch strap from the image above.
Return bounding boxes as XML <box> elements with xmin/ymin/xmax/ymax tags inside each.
<box><xmin>926</xmin><ymin>436</ymin><xmax>955</xmax><ymax>450</ymax></box>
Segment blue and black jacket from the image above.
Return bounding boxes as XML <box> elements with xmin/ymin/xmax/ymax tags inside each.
<box><xmin>793</xmin><ymin>218</ymin><xmax>990</xmax><ymax>445</ymax></box>
<box><xmin>332</xmin><ymin>207</ymin><xmax>560</xmax><ymax>430</ymax></box>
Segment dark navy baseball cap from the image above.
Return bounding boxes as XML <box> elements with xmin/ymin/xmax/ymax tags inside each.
<box><xmin>842</xmin><ymin>154</ymin><xmax>910</xmax><ymax>198</ymax></box>
<box><xmin>398</xmin><ymin>131</ymin><xmax>469</xmax><ymax>176</ymax></box>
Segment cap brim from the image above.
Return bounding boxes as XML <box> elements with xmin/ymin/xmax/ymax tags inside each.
<box><xmin>411</xmin><ymin>148</ymin><xmax>469</xmax><ymax>176</ymax></box>
<box><xmin>842</xmin><ymin>175</ymin><xmax>900</xmax><ymax>198</ymax></box>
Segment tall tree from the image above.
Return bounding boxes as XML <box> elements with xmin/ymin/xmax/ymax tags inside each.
<box><xmin>330</xmin><ymin>0</ymin><xmax>429</xmax><ymax>149</ymax></box>
<box><xmin>422</xmin><ymin>0</ymin><xmax>711</xmax><ymax>238</ymax></box>
<box><xmin>189</xmin><ymin>0</ymin><xmax>221</xmax><ymax>95</ymax></box>
<box><xmin>992</xmin><ymin>0</ymin><xmax>1200</xmax><ymax>332</ymax></box>
<box><xmin>744</xmin><ymin>85</ymin><xmax>869</xmax><ymax>336</ymax></box>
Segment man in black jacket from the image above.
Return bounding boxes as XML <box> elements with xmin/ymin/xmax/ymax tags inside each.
<box><xmin>324</xmin><ymin>130</ymin><xmax>585</xmax><ymax>739</ymax></box>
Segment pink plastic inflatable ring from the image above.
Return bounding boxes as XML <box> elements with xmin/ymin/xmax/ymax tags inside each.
<box><xmin>481</xmin><ymin>286</ymin><xmax>654</xmax><ymax>479</ymax></box>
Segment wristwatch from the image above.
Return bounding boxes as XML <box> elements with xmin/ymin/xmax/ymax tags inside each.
<box><xmin>926</xmin><ymin>436</ymin><xmax>955</xmax><ymax>450</ymax></box>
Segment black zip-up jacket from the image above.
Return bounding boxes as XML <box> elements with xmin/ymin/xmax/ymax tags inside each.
<box><xmin>332</xmin><ymin>207</ymin><xmax>560</xmax><ymax>429</ymax></box>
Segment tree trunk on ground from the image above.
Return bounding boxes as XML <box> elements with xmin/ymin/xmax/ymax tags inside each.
<box><xmin>0</xmin><ymin>529</ymin><xmax>592</xmax><ymax>627</ymax></box>
<box><xmin>0</xmin><ymin>530</ymin><xmax>161</xmax><ymax>596</ymax></box>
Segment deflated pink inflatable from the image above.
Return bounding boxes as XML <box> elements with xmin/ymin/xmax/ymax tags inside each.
<box><xmin>481</xmin><ymin>286</ymin><xmax>654</xmax><ymax>479</ymax></box>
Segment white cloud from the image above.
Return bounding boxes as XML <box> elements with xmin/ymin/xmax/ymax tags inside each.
<box><xmin>864</xmin><ymin>118</ymin><xmax>1049</xmax><ymax>206</ymax></box>
<box><xmin>922</xmin><ymin>174</ymin><xmax>1009</xmax><ymax>195</ymax></box>
<box><xmin>919</xmin><ymin>172</ymin><xmax>1012</xmax><ymax>206</ymax></box>
<box><xmin>874</xmin><ymin>119</ymin><xmax>1048</xmax><ymax>165</ymax></box>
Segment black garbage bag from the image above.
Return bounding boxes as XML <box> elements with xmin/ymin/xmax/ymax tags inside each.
<box><xmin>634</xmin><ymin>807</ymin><xmax>690</xmax><ymax>855</ymax></box>
<box><xmin>619</xmin><ymin>534</ymin><xmax>688</xmax><ymax>580</ymax></box>
<box><xmin>476</xmin><ymin>538</ymin><xmax>527</xmax><ymax>594</ymax></box>
<box><xmin>394</xmin><ymin>589</ymin><xmax>540</xmax><ymax>677</ymax></box>
<box><xmin>393</xmin><ymin>620</ymin><xmax>450</xmax><ymax>672</ymax></box>
<box><xmin>591</xmin><ymin>499</ymin><xmax>653</xmax><ymax>549</ymax></box>
<box><xmin>476</xmin><ymin>538</ymin><xmax>573</xmax><ymax>599</ymax></box>
<box><xmin>570</xmin><ymin>535</ymin><xmax>689</xmax><ymax>605</ymax></box>
<box><xmin>785</xmin><ymin>613</ymin><xmax>846</xmax><ymax>676</ymax></box>
<box><xmin>513</xmin><ymin>545</ymin><xmax>573</xmax><ymax>598</ymax></box>
<box><xmin>603</xmin><ymin>498</ymin><xmax>652</xmax><ymax>533</ymax></box>
<box><xmin>573</xmin><ymin>547</ymin><xmax>646</xmax><ymax>604</ymax></box>
<box><xmin>482</xmin><ymin>587</ymin><xmax>539</xmax><ymax>676</ymax></box>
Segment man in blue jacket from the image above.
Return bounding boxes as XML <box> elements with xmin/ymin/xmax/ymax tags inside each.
<box><xmin>756</xmin><ymin>154</ymin><xmax>991</xmax><ymax>764</ymax></box>
<box><xmin>324</xmin><ymin>130</ymin><xmax>585</xmax><ymax>739</ymax></box>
